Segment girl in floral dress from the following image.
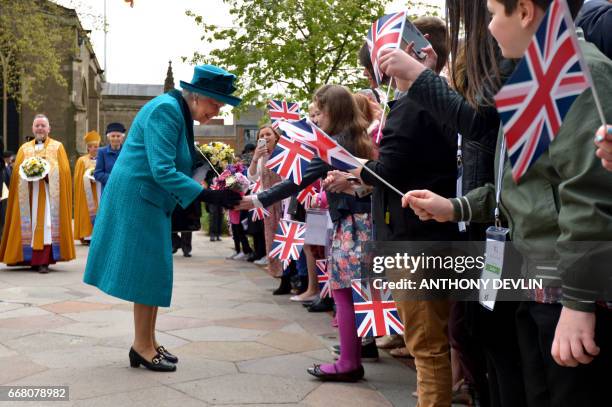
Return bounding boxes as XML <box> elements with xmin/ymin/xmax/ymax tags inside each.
<box><xmin>238</xmin><ymin>85</ymin><xmax>375</xmax><ymax>381</ymax></box>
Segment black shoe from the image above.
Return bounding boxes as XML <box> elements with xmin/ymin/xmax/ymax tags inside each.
<box><xmin>308</xmin><ymin>296</ymin><xmax>334</xmax><ymax>312</ymax></box>
<box><xmin>183</xmin><ymin>252</ymin><xmax>192</xmax><ymax>258</ymax></box>
<box><xmin>129</xmin><ymin>348</ymin><xmax>176</xmax><ymax>372</ymax></box>
<box><xmin>307</xmin><ymin>364</ymin><xmax>364</xmax><ymax>382</ymax></box>
<box><xmin>172</xmin><ymin>247</ymin><xmax>178</xmax><ymax>254</ymax></box>
<box><xmin>38</xmin><ymin>265</ymin><xmax>49</xmax><ymax>274</ymax></box>
<box><xmin>331</xmin><ymin>339</ymin><xmax>379</xmax><ymax>362</ymax></box>
<box><xmin>273</xmin><ymin>275</ymin><xmax>292</xmax><ymax>295</ymax></box>
<box><xmin>246</xmin><ymin>253</ymin><xmax>257</xmax><ymax>262</ymax></box>
<box><xmin>210</xmin><ymin>236</ymin><xmax>216</xmax><ymax>242</ymax></box>
<box><xmin>30</xmin><ymin>265</ymin><xmax>40</xmax><ymax>272</ymax></box>
<box><xmin>156</xmin><ymin>346</ymin><xmax>178</xmax><ymax>364</ymax></box>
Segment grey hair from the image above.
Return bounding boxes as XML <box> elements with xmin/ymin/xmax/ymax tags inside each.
<box><xmin>182</xmin><ymin>89</ymin><xmax>203</xmax><ymax>102</ymax></box>
<box><xmin>33</xmin><ymin>114</ymin><xmax>49</xmax><ymax>123</ymax></box>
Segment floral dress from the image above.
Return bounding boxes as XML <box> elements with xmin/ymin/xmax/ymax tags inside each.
<box><xmin>329</xmin><ymin>212</ymin><xmax>372</xmax><ymax>290</ymax></box>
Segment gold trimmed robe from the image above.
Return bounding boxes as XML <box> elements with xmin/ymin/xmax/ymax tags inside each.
<box><xmin>73</xmin><ymin>154</ymin><xmax>99</xmax><ymax>240</ymax></box>
<box><xmin>0</xmin><ymin>138</ymin><xmax>75</xmax><ymax>264</ymax></box>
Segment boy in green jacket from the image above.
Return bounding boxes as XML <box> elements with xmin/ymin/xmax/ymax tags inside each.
<box><xmin>385</xmin><ymin>0</ymin><xmax>612</xmax><ymax>405</ymax></box>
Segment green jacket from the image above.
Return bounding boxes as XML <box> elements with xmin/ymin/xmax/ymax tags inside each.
<box><xmin>451</xmin><ymin>39</ymin><xmax>612</xmax><ymax>312</ymax></box>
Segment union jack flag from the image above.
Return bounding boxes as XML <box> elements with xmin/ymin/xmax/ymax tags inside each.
<box><xmin>269</xmin><ymin>220</ymin><xmax>306</xmax><ymax>261</ymax></box>
<box><xmin>366</xmin><ymin>12</ymin><xmax>407</xmax><ymax>85</ymax></box>
<box><xmin>266</xmin><ymin>134</ymin><xmax>316</xmax><ymax>185</ymax></box>
<box><xmin>250</xmin><ymin>206</ymin><xmax>270</xmax><ymax>222</ymax></box>
<box><xmin>250</xmin><ymin>180</ymin><xmax>263</xmax><ymax>194</ymax></box>
<box><xmin>278</xmin><ymin>119</ymin><xmax>362</xmax><ymax>171</ymax></box>
<box><xmin>316</xmin><ymin>259</ymin><xmax>331</xmax><ymax>298</ymax></box>
<box><xmin>494</xmin><ymin>0</ymin><xmax>590</xmax><ymax>182</ymax></box>
<box><xmin>249</xmin><ymin>181</ymin><xmax>270</xmax><ymax>221</ymax></box>
<box><xmin>351</xmin><ymin>279</ymin><xmax>404</xmax><ymax>337</ymax></box>
<box><xmin>296</xmin><ymin>184</ymin><xmax>318</xmax><ymax>209</ymax></box>
<box><xmin>268</xmin><ymin>100</ymin><xmax>301</xmax><ymax>129</ymax></box>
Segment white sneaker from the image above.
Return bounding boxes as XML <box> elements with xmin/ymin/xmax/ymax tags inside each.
<box><xmin>254</xmin><ymin>257</ymin><xmax>269</xmax><ymax>265</ymax></box>
<box><xmin>234</xmin><ymin>252</ymin><xmax>248</xmax><ymax>261</ymax></box>
<box><xmin>226</xmin><ymin>253</ymin><xmax>239</xmax><ymax>260</ymax></box>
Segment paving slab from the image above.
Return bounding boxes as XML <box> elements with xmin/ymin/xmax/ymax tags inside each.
<box><xmin>168</xmin><ymin>325</ymin><xmax>267</xmax><ymax>342</ymax></box>
<box><xmin>170</xmin><ymin>373</ymin><xmax>318</xmax><ymax>405</ymax></box>
<box><xmin>303</xmin><ymin>383</ymin><xmax>394</xmax><ymax>407</ymax></box>
<box><xmin>0</xmin><ymin>233</ymin><xmax>417</xmax><ymax>406</ymax></box>
<box><xmin>73</xmin><ymin>386</ymin><xmax>206</xmax><ymax>407</ymax></box>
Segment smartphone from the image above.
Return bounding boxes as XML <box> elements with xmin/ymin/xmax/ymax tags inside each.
<box><xmin>401</xmin><ymin>19</ymin><xmax>430</xmax><ymax>59</ymax></box>
<box><xmin>257</xmin><ymin>138</ymin><xmax>267</xmax><ymax>148</ymax></box>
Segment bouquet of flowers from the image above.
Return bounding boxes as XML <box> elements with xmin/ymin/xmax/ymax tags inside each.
<box><xmin>198</xmin><ymin>142</ymin><xmax>235</xmax><ymax>175</ymax></box>
<box><xmin>19</xmin><ymin>156</ymin><xmax>50</xmax><ymax>182</ymax></box>
<box><xmin>84</xmin><ymin>167</ymin><xmax>95</xmax><ymax>181</ymax></box>
<box><xmin>211</xmin><ymin>162</ymin><xmax>250</xmax><ymax>194</ymax></box>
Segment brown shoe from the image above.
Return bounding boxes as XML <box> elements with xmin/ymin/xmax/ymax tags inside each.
<box><xmin>375</xmin><ymin>335</ymin><xmax>405</xmax><ymax>349</ymax></box>
<box><xmin>389</xmin><ymin>346</ymin><xmax>413</xmax><ymax>358</ymax></box>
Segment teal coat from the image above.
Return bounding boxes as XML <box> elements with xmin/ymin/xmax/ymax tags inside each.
<box><xmin>83</xmin><ymin>93</ymin><xmax>202</xmax><ymax>306</ymax></box>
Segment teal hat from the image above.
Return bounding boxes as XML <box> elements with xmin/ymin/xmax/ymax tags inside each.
<box><xmin>180</xmin><ymin>64</ymin><xmax>242</xmax><ymax>107</ymax></box>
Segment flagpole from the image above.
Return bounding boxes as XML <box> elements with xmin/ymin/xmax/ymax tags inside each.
<box><xmin>561</xmin><ymin>0</ymin><xmax>608</xmax><ymax>129</ymax></box>
<box><xmin>103</xmin><ymin>0</ymin><xmax>107</xmax><ymax>75</ymax></box>
<box><xmin>360</xmin><ymin>164</ymin><xmax>405</xmax><ymax>198</ymax></box>
<box><xmin>196</xmin><ymin>146</ymin><xmax>221</xmax><ymax>177</ymax></box>
<box><xmin>373</xmin><ymin>77</ymin><xmax>395</xmax><ymax>144</ymax></box>
<box><xmin>590</xmin><ymin>80</ymin><xmax>608</xmax><ymax>129</ymax></box>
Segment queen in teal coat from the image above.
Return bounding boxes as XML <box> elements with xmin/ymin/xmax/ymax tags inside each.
<box><xmin>83</xmin><ymin>65</ymin><xmax>241</xmax><ymax>372</ymax></box>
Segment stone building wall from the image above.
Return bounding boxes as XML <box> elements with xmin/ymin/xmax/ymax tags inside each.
<box><xmin>17</xmin><ymin>3</ymin><xmax>103</xmax><ymax>165</ymax></box>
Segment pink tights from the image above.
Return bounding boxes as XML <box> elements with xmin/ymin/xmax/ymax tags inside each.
<box><xmin>320</xmin><ymin>287</ymin><xmax>361</xmax><ymax>374</ymax></box>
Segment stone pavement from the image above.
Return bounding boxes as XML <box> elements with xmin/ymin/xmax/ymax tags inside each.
<box><xmin>0</xmin><ymin>232</ymin><xmax>418</xmax><ymax>406</ymax></box>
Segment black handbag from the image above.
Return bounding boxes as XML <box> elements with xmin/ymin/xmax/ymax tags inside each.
<box><xmin>171</xmin><ymin>201</ymin><xmax>202</xmax><ymax>232</ymax></box>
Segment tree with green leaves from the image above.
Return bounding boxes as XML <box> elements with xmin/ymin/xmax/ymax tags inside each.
<box><xmin>186</xmin><ymin>0</ymin><xmax>392</xmax><ymax>111</ymax></box>
<box><xmin>0</xmin><ymin>0</ymin><xmax>72</xmax><ymax>147</ymax></box>
<box><xmin>187</xmin><ymin>0</ymin><xmax>441</xmax><ymax>113</ymax></box>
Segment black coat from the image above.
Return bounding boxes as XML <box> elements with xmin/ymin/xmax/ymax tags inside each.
<box><xmin>361</xmin><ymin>95</ymin><xmax>461</xmax><ymax>242</ymax></box>
<box><xmin>407</xmin><ymin>69</ymin><xmax>501</xmax><ymax>195</ymax></box>
<box><xmin>576</xmin><ymin>0</ymin><xmax>612</xmax><ymax>60</ymax></box>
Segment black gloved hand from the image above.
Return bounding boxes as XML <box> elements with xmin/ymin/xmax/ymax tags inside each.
<box><xmin>199</xmin><ymin>188</ymin><xmax>241</xmax><ymax>209</ymax></box>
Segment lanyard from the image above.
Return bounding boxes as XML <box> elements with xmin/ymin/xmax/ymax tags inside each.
<box><xmin>495</xmin><ymin>138</ymin><xmax>507</xmax><ymax>227</ymax></box>
<box><xmin>456</xmin><ymin>134</ymin><xmax>466</xmax><ymax>232</ymax></box>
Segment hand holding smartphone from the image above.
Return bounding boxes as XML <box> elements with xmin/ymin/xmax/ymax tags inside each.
<box><xmin>401</xmin><ymin>19</ymin><xmax>430</xmax><ymax>60</ymax></box>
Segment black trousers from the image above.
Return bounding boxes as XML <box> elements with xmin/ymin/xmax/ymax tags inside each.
<box><xmin>480</xmin><ymin>302</ymin><xmax>526</xmax><ymax>407</ymax></box>
<box><xmin>207</xmin><ymin>204</ymin><xmax>223</xmax><ymax>237</ymax></box>
<box><xmin>516</xmin><ymin>302</ymin><xmax>612</xmax><ymax>407</ymax></box>
<box><xmin>172</xmin><ymin>232</ymin><xmax>192</xmax><ymax>255</ymax></box>
<box><xmin>251</xmin><ymin>228</ymin><xmax>266</xmax><ymax>260</ymax></box>
<box><xmin>451</xmin><ymin>301</ymin><xmax>526</xmax><ymax>407</ymax></box>
<box><xmin>231</xmin><ymin>223</ymin><xmax>252</xmax><ymax>254</ymax></box>
<box><xmin>449</xmin><ymin>302</ymin><xmax>491</xmax><ymax>407</ymax></box>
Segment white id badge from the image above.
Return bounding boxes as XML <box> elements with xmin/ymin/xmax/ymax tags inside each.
<box><xmin>479</xmin><ymin>226</ymin><xmax>509</xmax><ymax>311</ymax></box>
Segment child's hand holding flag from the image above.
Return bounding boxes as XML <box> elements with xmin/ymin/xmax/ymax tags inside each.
<box><xmin>594</xmin><ymin>124</ymin><xmax>612</xmax><ymax>171</ymax></box>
